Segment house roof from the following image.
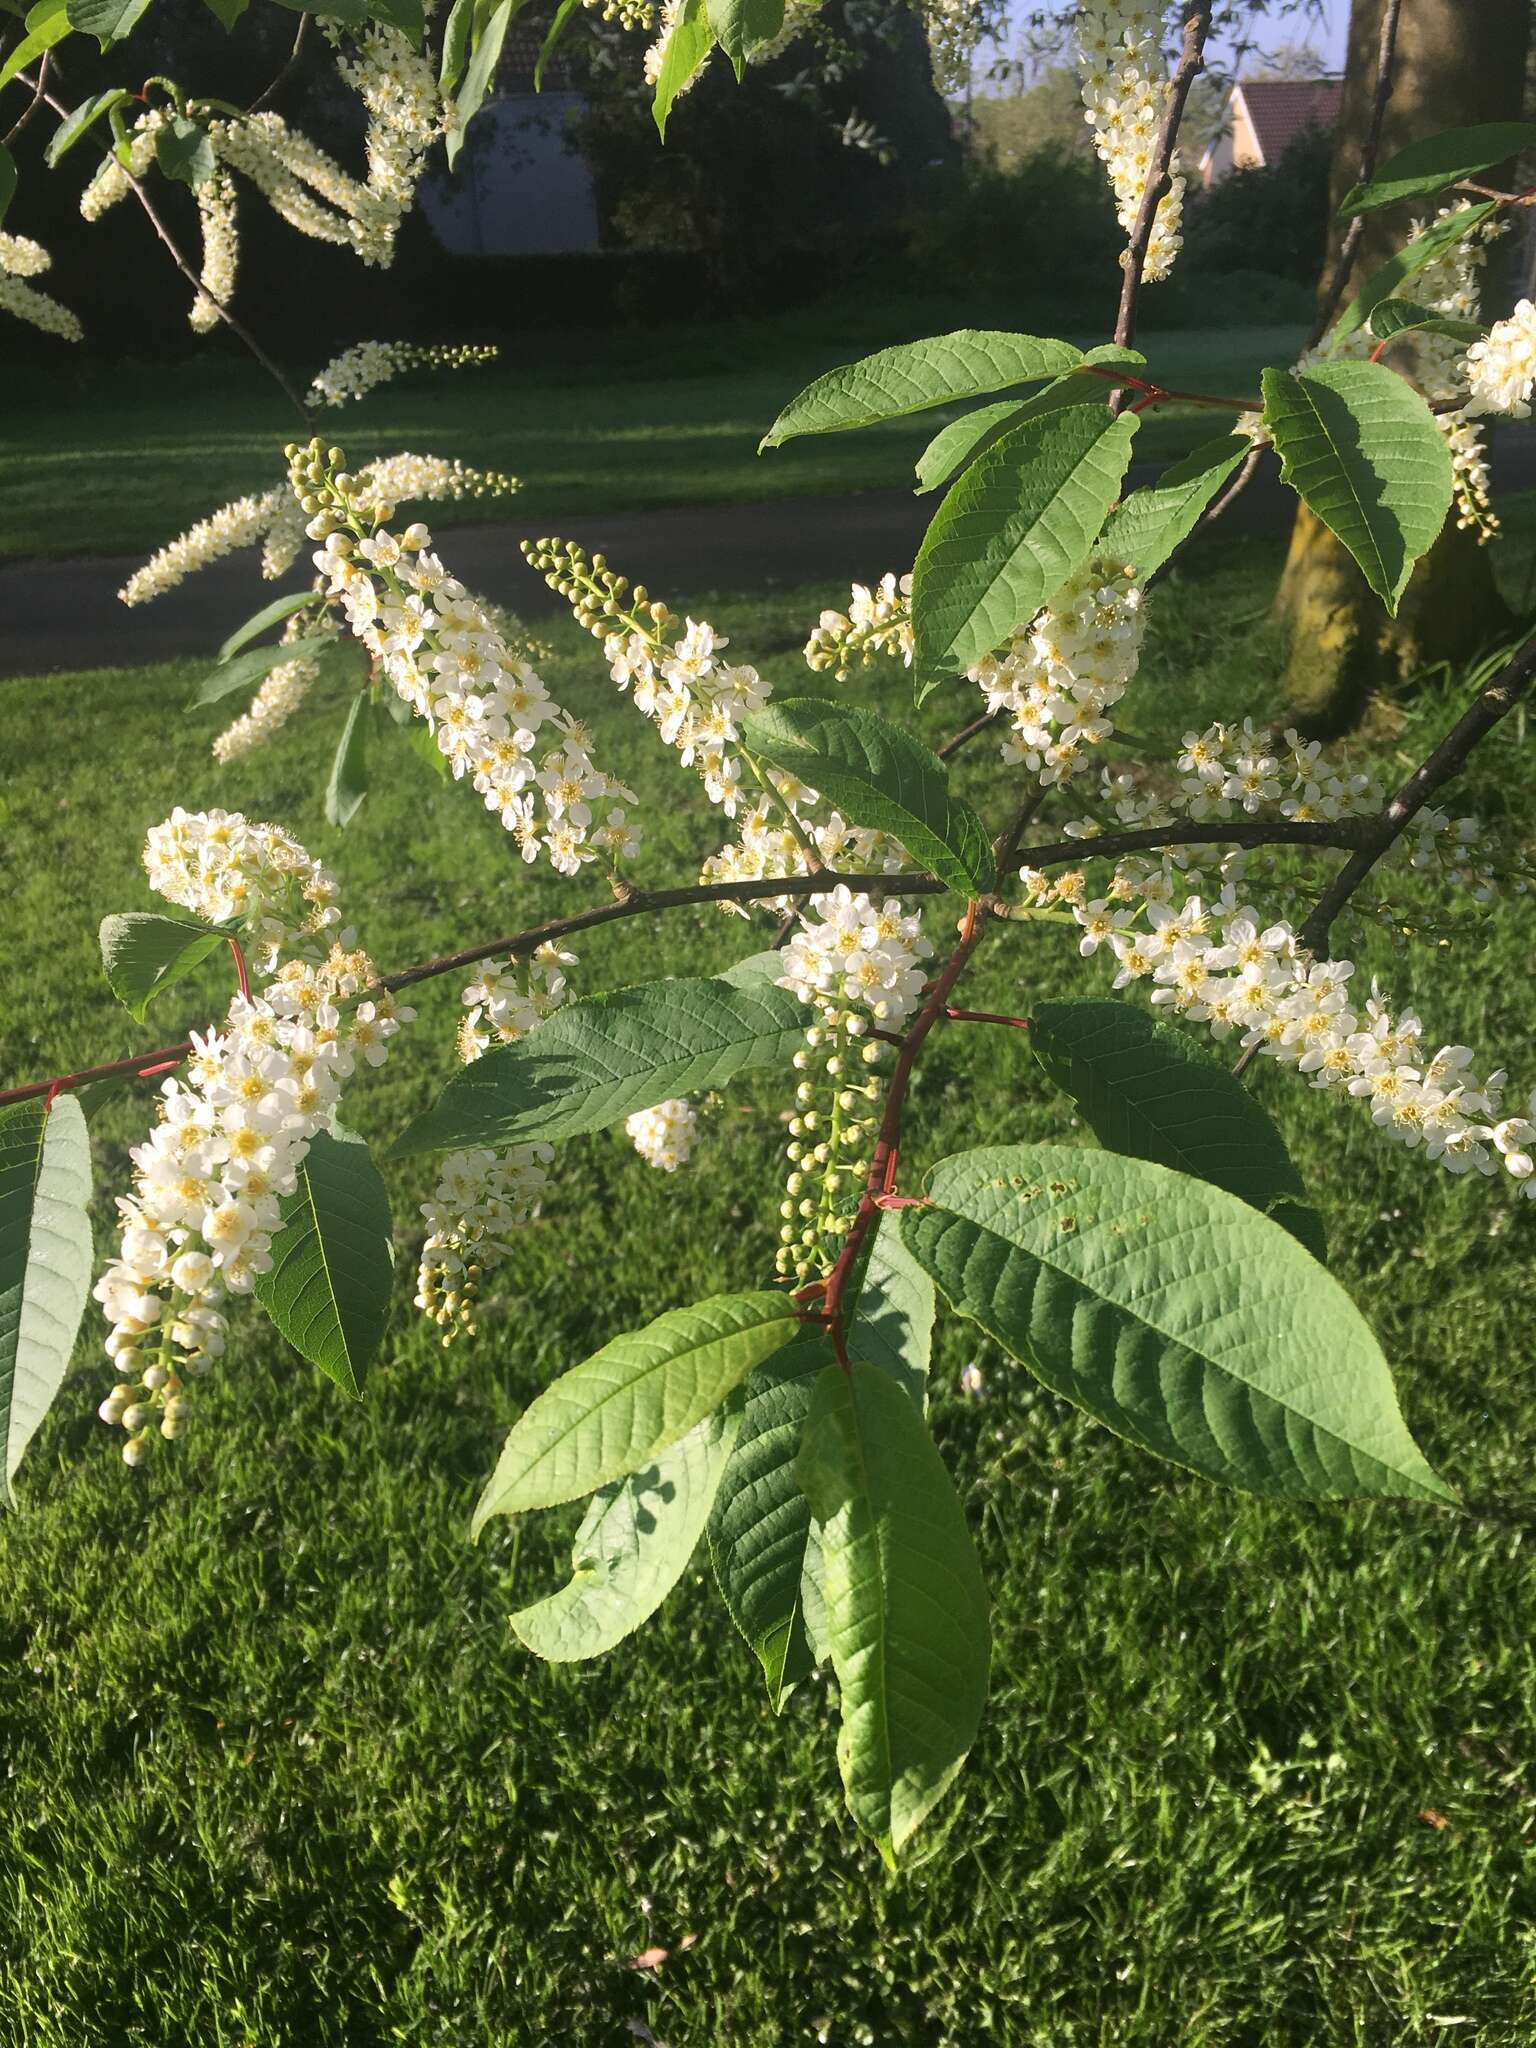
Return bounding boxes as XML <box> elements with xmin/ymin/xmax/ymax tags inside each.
<box><xmin>1233</xmin><ymin>79</ymin><xmax>1344</xmax><ymax>164</ymax></box>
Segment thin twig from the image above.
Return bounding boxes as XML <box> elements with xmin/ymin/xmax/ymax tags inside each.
<box><xmin>938</xmin><ymin>707</ymin><xmax>1002</xmax><ymax>761</ymax></box>
<box><xmin>1</xmin><ymin>47</ymin><xmax>50</xmax><ymax>149</ymax></box>
<box><xmin>1296</xmin><ymin>629</ymin><xmax>1536</xmax><ymax>959</ymax></box>
<box><xmin>1311</xmin><ymin>0</ymin><xmax>1404</xmax><ymax>347</ymax></box>
<box><xmin>1112</xmin><ymin>2</ymin><xmax>1213</xmax><ymax>353</ymax></box>
<box><xmin>246</xmin><ymin>12</ymin><xmax>308</xmax><ymax>116</ymax></box>
<box><xmin>19</xmin><ymin>72</ymin><xmax>312</xmax><ymax>426</ymax></box>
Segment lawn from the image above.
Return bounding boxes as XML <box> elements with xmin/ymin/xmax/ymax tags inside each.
<box><xmin>3</xmin><ymin>536</ymin><xmax>1536</xmax><ymax>2045</ymax></box>
<box><xmin>0</xmin><ymin>315</ymin><xmax>1304</xmax><ymax>562</ymax></box>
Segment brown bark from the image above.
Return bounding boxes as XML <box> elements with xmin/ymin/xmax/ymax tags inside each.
<box><xmin>1274</xmin><ymin>0</ymin><xmax>1530</xmax><ymax>736</ymax></box>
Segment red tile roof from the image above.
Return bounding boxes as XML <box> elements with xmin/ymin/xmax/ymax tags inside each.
<box><xmin>1235</xmin><ymin>79</ymin><xmax>1344</xmax><ymax>164</ymax></box>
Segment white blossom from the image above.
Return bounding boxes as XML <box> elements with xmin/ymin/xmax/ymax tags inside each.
<box><xmin>626</xmin><ymin>1098</ymin><xmax>699</xmax><ymax>1171</ymax></box>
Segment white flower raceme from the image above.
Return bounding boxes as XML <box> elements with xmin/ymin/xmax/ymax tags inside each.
<box><xmin>1057</xmin><ymin>872</ymin><xmax>1534</xmax><ymax>1194</ymax></box>
<box><xmin>0</xmin><ymin>233</ymin><xmax>82</xmax><ymax>342</ymax></box>
<box><xmin>1465</xmin><ymin>299</ymin><xmax>1536</xmax><ymax>421</ymax></box>
<box><xmin>190</xmin><ymin>168</ymin><xmax>239</xmax><ymax>333</ymax></box>
<box><xmin>804</xmin><ymin>572</ymin><xmax>913</xmax><ymax>680</ymax></box>
<box><xmin>328</xmin><ymin>23</ymin><xmax>444</xmax><ymax>263</ymax></box>
<box><xmin>119</xmin><ymin>488</ymin><xmax>287</xmax><ymax>606</ymax></box>
<box><xmin>415</xmin><ymin>1145</ymin><xmax>554</xmax><ymax>1341</ymax></box>
<box><xmin>96</xmin><ymin>811</ymin><xmax>413</xmax><ymax>1461</ymax></box>
<box><xmin>207</xmin><ymin>112</ymin><xmax>393</xmax><ymax>262</ymax></box>
<box><xmin>307</xmin><ymin>338</ymin><xmax>498</xmax><ymax>409</ymax></box>
<box><xmin>79</xmin><ymin>108</ymin><xmax>163</xmax><ymax>220</ymax></box>
<box><xmin>1076</xmin><ymin>1</ymin><xmax>1185</xmax><ymax>283</ymax></box>
<box><xmin>967</xmin><ymin>559</ymin><xmax>1145</xmax><ymax>786</ymax></box>
<box><xmin>626</xmin><ymin>1098</ymin><xmax>698</xmax><ymax>1171</ymax></box>
<box><xmin>779</xmin><ymin>885</ymin><xmax>933</xmax><ymax>1027</ymax></box>
<box><xmin>308</xmin><ymin>487</ymin><xmax>636</xmax><ymax>879</ymax></box>
<box><xmin>212</xmin><ymin>611</ymin><xmax>337</xmax><ymax>763</ymax></box>
<box><xmin>458</xmin><ymin>940</ymin><xmax>575</xmax><ymax>1060</ymax></box>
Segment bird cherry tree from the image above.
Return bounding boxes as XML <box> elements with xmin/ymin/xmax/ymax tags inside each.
<box><xmin>5</xmin><ymin>0</ymin><xmax>1536</xmax><ymax>1863</ymax></box>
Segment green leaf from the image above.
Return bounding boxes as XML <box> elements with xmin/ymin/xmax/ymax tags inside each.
<box><xmin>798</xmin><ymin>1361</ymin><xmax>990</xmax><ymax>1862</ymax></box>
<box><xmin>63</xmin><ymin>0</ymin><xmax>144</xmax><ymax>42</ymax></box>
<box><xmin>42</xmin><ymin>87</ymin><xmax>130</xmax><ymax>165</ymax></box>
<box><xmin>902</xmin><ymin>1144</ymin><xmax>1455</xmax><ymax>1503</ymax></box>
<box><xmin>763</xmin><ymin>330</ymin><xmax>1086</xmax><ymax>449</ymax></box>
<box><xmin>846</xmin><ymin>1212</ymin><xmax>933</xmax><ymax>1405</ymax></box>
<box><xmin>325</xmin><ymin>691</ymin><xmax>370</xmax><ymax>828</ymax></box>
<box><xmin>444</xmin><ymin>0</ymin><xmax>514</xmax><ymax>166</ymax></box>
<box><xmin>533</xmin><ymin>0</ymin><xmax>578</xmax><ymax>90</ymax></box>
<box><xmin>707</xmin><ymin>1333</ymin><xmax>830</xmax><ymax>1706</ymax></box>
<box><xmin>911</xmin><ymin>405</ymin><xmax>1139</xmax><ymax>688</ymax></box>
<box><xmin>515</xmin><ymin>1400</ymin><xmax>741</xmax><ymax>1661</ymax></box>
<box><xmin>154</xmin><ymin>114</ymin><xmax>215</xmax><ymax>188</ymax></box>
<box><xmin>200</xmin><ymin>0</ymin><xmax>248</xmax><ymax>29</ymax></box>
<box><xmin>1338</xmin><ymin>121</ymin><xmax>1536</xmax><ymax>220</ymax></box>
<box><xmin>653</xmin><ymin>0</ymin><xmax>713</xmax><ymax>139</ymax></box>
<box><xmin>1098</xmin><ymin>434</ymin><xmax>1246</xmax><ymax>579</ymax></box>
<box><xmin>1330</xmin><ymin>201</ymin><xmax>1497</xmax><ymax>347</ymax></box>
<box><xmin>472</xmin><ymin>1291</ymin><xmax>800</xmax><ymax>1531</ymax></box>
<box><xmin>391</xmin><ymin>972</ymin><xmax>810</xmax><ymax>1159</ymax></box>
<box><xmin>909</xmin><ymin>353</ymin><xmax>1141</xmax><ymax>495</ymax></box>
<box><xmin>216</xmin><ymin>590</ymin><xmax>317</xmax><ymax>663</ymax></box>
<box><xmin>253</xmin><ymin>1126</ymin><xmax>393</xmax><ymax>1400</ymax></box>
<box><xmin>405</xmin><ymin>718</ymin><xmax>449</xmax><ymax>779</ymax></box>
<box><xmin>0</xmin><ymin>0</ymin><xmax>72</xmax><ymax>89</ymax></box>
<box><xmin>0</xmin><ymin>142</ymin><xmax>13</xmax><ymax>228</ymax></box>
<box><xmin>0</xmin><ymin>1097</ymin><xmax>92</xmax><ymax>1509</ymax></box>
<box><xmin>367</xmin><ymin>0</ymin><xmax>424</xmax><ymax>37</ymax></box>
<box><xmin>269</xmin><ymin>0</ymin><xmax>365</xmax><ymax>17</ymax></box>
<box><xmin>705</xmin><ymin>0</ymin><xmax>781</xmax><ymax>76</ymax></box>
<box><xmin>437</xmin><ymin>0</ymin><xmax>474</xmax><ymax>93</ymax></box>
<box><xmin>191</xmin><ymin>633</ymin><xmax>337</xmax><ymax>708</ymax></box>
<box><xmin>98</xmin><ymin>912</ymin><xmax>228</xmax><ymax>1024</ymax></box>
<box><xmin>1028</xmin><ymin>999</ymin><xmax>1326</xmax><ymax>1259</ymax></box>
<box><xmin>741</xmin><ymin>697</ymin><xmax>995</xmax><ymax>895</ymax></box>
<box><xmin>1366</xmin><ymin>296</ymin><xmax>1486</xmax><ymax>349</ymax></box>
<box><xmin>1262</xmin><ymin>360</ymin><xmax>1452</xmax><ymax>614</ymax></box>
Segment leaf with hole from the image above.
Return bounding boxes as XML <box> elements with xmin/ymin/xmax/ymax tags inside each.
<box><xmin>1028</xmin><ymin>999</ymin><xmax>1326</xmax><ymax>1258</ymax></box>
<box><xmin>1098</xmin><ymin>433</ymin><xmax>1246</xmax><ymax>579</ymax></box>
<box><xmin>798</xmin><ymin>1361</ymin><xmax>989</xmax><ymax>1862</ymax></box>
<box><xmin>911</xmin><ymin>404</ymin><xmax>1139</xmax><ymax>689</ymax></box>
<box><xmin>742</xmin><ymin>697</ymin><xmax>994</xmax><ymax>894</ymax></box>
<box><xmin>0</xmin><ymin>1097</ymin><xmax>92</xmax><ymax>1509</ymax></box>
<box><xmin>253</xmin><ymin>1126</ymin><xmax>393</xmax><ymax>1399</ymax></box>
<box><xmin>472</xmin><ymin>1290</ymin><xmax>800</xmax><ymax>1530</ymax></box>
<box><xmin>515</xmin><ymin>1400</ymin><xmax>742</xmax><ymax>1661</ymax></box>
<box><xmin>1337</xmin><ymin>121</ymin><xmax>1536</xmax><ymax>220</ymax></box>
<box><xmin>99</xmin><ymin>912</ymin><xmax>228</xmax><ymax>1024</ymax></box>
<box><xmin>1262</xmin><ymin>360</ymin><xmax>1452</xmax><ymax>613</ymax></box>
<box><xmin>391</xmin><ymin>972</ymin><xmax>810</xmax><ymax>1158</ymax></box>
<box><xmin>902</xmin><ymin>1144</ymin><xmax>1454</xmax><ymax>1502</ymax></box>
<box><xmin>762</xmin><ymin>329</ymin><xmax>1086</xmax><ymax>449</ymax></box>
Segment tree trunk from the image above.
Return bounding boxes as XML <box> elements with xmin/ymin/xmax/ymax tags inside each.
<box><xmin>1274</xmin><ymin>0</ymin><xmax>1530</xmax><ymax>736</ymax></box>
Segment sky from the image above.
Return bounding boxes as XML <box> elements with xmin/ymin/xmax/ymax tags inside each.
<box><xmin>990</xmin><ymin>1</ymin><xmax>1352</xmax><ymax>81</ymax></box>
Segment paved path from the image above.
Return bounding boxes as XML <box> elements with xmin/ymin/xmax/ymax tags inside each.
<box><xmin>0</xmin><ymin>465</ymin><xmax>1295</xmax><ymax>679</ymax></box>
<box><xmin>6</xmin><ymin>430</ymin><xmax>1532</xmax><ymax>678</ymax></box>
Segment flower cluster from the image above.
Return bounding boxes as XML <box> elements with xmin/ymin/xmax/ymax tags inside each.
<box><xmin>212</xmin><ymin>613</ymin><xmax>335</xmax><ymax>765</ymax></box>
<box><xmin>626</xmin><ymin>1098</ymin><xmax>699</xmax><ymax>1171</ymax></box>
<box><xmin>1076</xmin><ymin>1</ymin><xmax>1185</xmax><ymax>283</ymax></box>
<box><xmin>1053</xmin><ymin>869</ymin><xmax>1535</xmax><ymax>1194</ymax></box>
<box><xmin>459</xmin><ymin>941</ymin><xmax>575</xmax><ymax>1061</ymax></box>
<box><xmin>299</xmin><ymin>445</ymin><xmax>636</xmax><ymax>877</ymax></box>
<box><xmin>644</xmin><ymin>0</ymin><xmax>699</xmax><ymax>89</ymax></box>
<box><xmin>96</xmin><ymin>811</ymin><xmax>411</xmax><ymax>1460</ymax></box>
<box><xmin>307</xmin><ymin>339</ymin><xmax>499</xmax><ymax>409</ymax></box>
<box><xmin>328</xmin><ymin>22</ymin><xmax>444</xmax><ymax>263</ymax></box>
<box><xmin>415</xmin><ymin>1145</ymin><xmax>554</xmax><ymax>1342</ymax></box>
<box><xmin>779</xmin><ymin>885</ymin><xmax>933</xmax><ymax>1026</ymax></box>
<box><xmin>190</xmin><ymin>168</ymin><xmax>239</xmax><ymax>333</ymax></box>
<box><xmin>0</xmin><ymin>232</ymin><xmax>82</xmax><ymax>342</ymax></box>
<box><xmin>583</xmin><ymin>0</ymin><xmax>655</xmax><ymax>25</ymax></box>
<box><xmin>79</xmin><ymin>108</ymin><xmax>162</xmax><ymax>220</ymax></box>
<box><xmin>804</xmin><ymin>572</ymin><xmax>913</xmax><ymax>681</ymax></box>
<box><xmin>206</xmin><ymin>112</ymin><xmax>398</xmax><ymax>265</ymax></box>
<box><xmin>120</xmin><ymin>487</ymin><xmax>289</xmax><ymax>606</ymax></box>
<box><xmin>1465</xmin><ymin>298</ymin><xmax>1536</xmax><ymax>422</ymax></box>
<box><xmin>698</xmin><ymin>800</ymin><xmax>907</xmax><ymax>909</ymax></box>
<box><xmin>967</xmin><ymin>558</ymin><xmax>1145</xmax><ymax>787</ymax></box>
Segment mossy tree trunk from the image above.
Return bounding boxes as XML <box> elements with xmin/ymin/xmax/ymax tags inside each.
<box><xmin>1274</xmin><ymin>0</ymin><xmax>1530</xmax><ymax>735</ymax></box>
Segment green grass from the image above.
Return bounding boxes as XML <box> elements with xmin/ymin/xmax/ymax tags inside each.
<box><xmin>4</xmin><ymin>540</ymin><xmax>1536</xmax><ymax>2044</ymax></box>
<box><xmin>0</xmin><ymin>318</ymin><xmax>1302</xmax><ymax>561</ymax></box>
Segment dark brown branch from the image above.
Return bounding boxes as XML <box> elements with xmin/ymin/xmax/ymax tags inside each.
<box><xmin>1297</xmin><ymin>629</ymin><xmax>1536</xmax><ymax>959</ymax></box>
<box><xmin>1112</xmin><ymin>2</ymin><xmax>1213</xmax><ymax>352</ymax></box>
<box><xmin>938</xmin><ymin>707</ymin><xmax>1003</xmax><ymax>761</ymax></box>
<box><xmin>1310</xmin><ymin>0</ymin><xmax>1404</xmax><ymax>348</ymax></box>
<box><xmin>20</xmin><ymin>73</ymin><xmax>312</xmax><ymax>426</ymax></box>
